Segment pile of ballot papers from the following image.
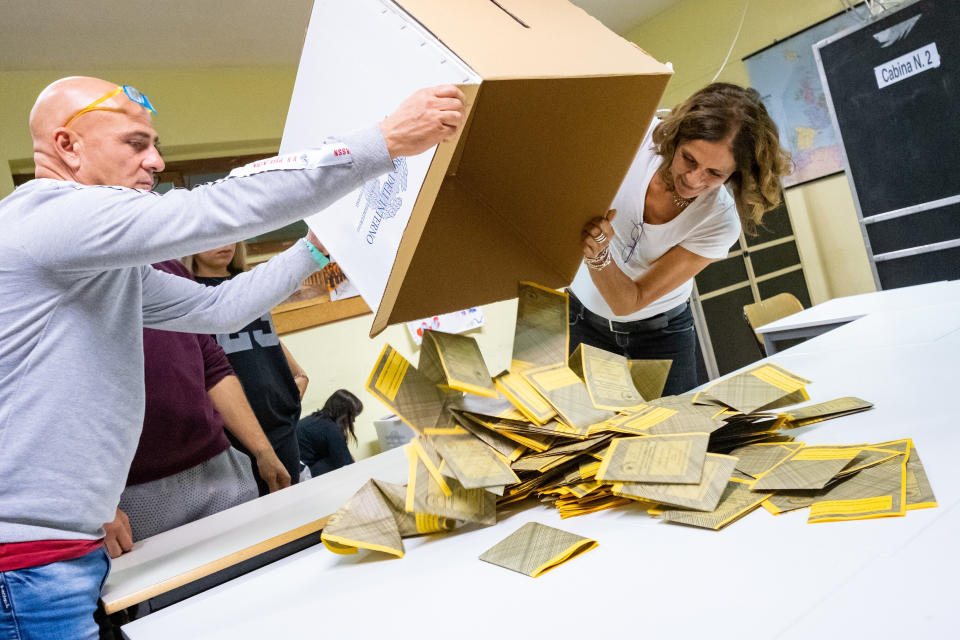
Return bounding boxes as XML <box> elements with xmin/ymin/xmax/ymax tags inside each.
<box><xmin>320</xmin><ymin>283</ymin><xmax>936</xmax><ymax>558</ymax></box>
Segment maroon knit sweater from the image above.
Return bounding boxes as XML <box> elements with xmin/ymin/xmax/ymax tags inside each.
<box><xmin>125</xmin><ymin>260</ymin><xmax>234</xmax><ymax>485</ymax></box>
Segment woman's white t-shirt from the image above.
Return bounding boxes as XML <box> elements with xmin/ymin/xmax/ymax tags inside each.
<box><xmin>570</xmin><ymin>121</ymin><xmax>741</xmax><ymax>322</ymax></box>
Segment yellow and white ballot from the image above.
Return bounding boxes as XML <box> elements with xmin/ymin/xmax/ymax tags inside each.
<box><xmin>479</xmin><ymin>522</ymin><xmax>597</xmax><ymax>577</ymax></box>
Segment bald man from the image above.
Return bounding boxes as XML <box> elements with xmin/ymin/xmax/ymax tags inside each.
<box><xmin>0</xmin><ymin>76</ymin><xmax>465</xmax><ymax>637</ymax></box>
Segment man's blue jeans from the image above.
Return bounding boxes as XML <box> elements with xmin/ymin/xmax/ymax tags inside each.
<box><xmin>0</xmin><ymin>546</ymin><xmax>110</xmax><ymax>640</ymax></box>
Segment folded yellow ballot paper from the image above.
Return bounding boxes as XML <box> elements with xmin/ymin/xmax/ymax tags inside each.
<box><xmin>555</xmin><ymin>489</ymin><xmax>634</xmax><ymax>519</ymax></box>
<box><xmin>511</xmin><ymin>282</ymin><xmax>569</xmax><ymax>371</ymax></box>
<box><xmin>321</xmin><ymin>480</ymin><xmax>405</xmax><ymax>558</ymax></box>
<box><xmin>596</xmin><ymin>432</ymin><xmax>710</xmax><ymax>484</ymax></box>
<box><xmin>511</xmin><ymin>433</ymin><xmax>612</xmax><ymax>467</ymax></box>
<box><xmin>832</xmin><ymin>446</ymin><xmax>902</xmax><ymax>480</ymax></box>
<box><xmin>698</xmin><ymin>363</ymin><xmax>811</xmax><ymax>413</ymax></box>
<box><xmin>628</xmin><ymin>358</ymin><xmax>672</xmax><ymax>402</ymax></box>
<box><xmin>494</xmin><ymin>370</ymin><xmax>557</xmax><ymax>425</ymax></box>
<box><xmin>405</xmin><ymin>442</ymin><xmax>497</xmax><ymax>525</ymax></box>
<box><xmin>652</xmin><ymin>394</ymin><xmax>727</xmax><ymax>419</ymax></box>
<box><xmin>479</xmin><ymin>522</ymin><xmax>597</xmax><ymax>577</ymax></box>
<box><xmin>605</xmin><ymin>399</ymin><xmax>724</xmax><ymax>437</ymax></box>
<box><xmin>424</xmin><ymin>426</ymin><xmax>520</xmax><ymax>489</ymax></box>
<box><xmin>524</xmin><ymin>365</ymin><xmax>615</xmax><ymax>431</ymax></box>
<box><xmin>751</xmin><ymin>445</ymin><xmax>861</xmax><ymax>491</ymax></box>
<box><xmin>759</xmin><ymin>439</ymin><xmax>935</xmax><ymax>521</ymax></box>
<box><xmin>418</xmin><ymin>329</ymin><xmax>497</xmax><ymax>398</ymax></box>
<box><xmin>321</xmin><ymin>479</ymin><xmax>453</xmax><ymax>558</ymax></box>
<box><xmin>776</xmin><ymin>396</ymin><xmax>874</xmax><ymax>427</ymax></box>
<box><xmin>807</xmin><ymin>440</ymin><xmax>910</xmax><ymax>523</ymax></box>
<box><xmin>807</xmin><ymin>455</ymin><xmax>907</xmax><ymax>523</ymax></box>
<box><xmin>448</xmin><ymin>391</ymin><xmax>521</xmax><ymax>421</ymax></box>
<box><xmin>375</xmin><ymin>479</ymin><xmax>454</xmax><ymax>539</ymax></box>
<box><xmin>614</xmin><ymin>453</ymin><xmax>738</xmax><ymax>512</ymax></box>
<box><xmin>601</xmin><ymin>406</ymin><xmax>669</xmax><ymax>435</ymax></box>
<box><xmin>661</xmin><ymin>479</ymin><xmax>772</xmax><ymax>530</ymax></box>
<box><xmin>642</xmin><ymin>405</ymin><xmax>727</xmax><ymax>436</ymax></box>
<box><xmin>451</xmin><ymin>412</ymin><xmax>526</xmax><ymax>462</ymax></box>
<box><xmin>367</xmin><ymin>344</ymin><xmax>444</xmax><ymax>433</ymax></box>
<box><xmin>730</xmin><ymin>442</ymin><xmax>804</xmax><ymax>479</ymax></box>
<box><xmin>569</xmin><ymin>343</ymin><xmax>646</xmax><ymax>411</ymax></box>
<box><xmin>762</xmin><ymin>491</ymin><xmax>820</xmax><ymax>516</ymax></box>
<box><xmin>903</xmin><ymin>442</ymin><xmax>937</xmax><ymax>510</ymax></box>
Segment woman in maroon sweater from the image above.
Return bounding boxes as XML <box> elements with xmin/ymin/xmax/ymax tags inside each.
<box><xmin>188</xmin><ymin>243</ymin><xmax>310</xmax><ymax>493</ymax></box>
<box><xmin>115</xmin><ymin>259</ymin><xmax>290</xmax><ymax>542</ymax></box>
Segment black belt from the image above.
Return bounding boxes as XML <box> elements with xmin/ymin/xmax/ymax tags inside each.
<box><xmin>570</xmin><ymin>290</ymin><xmax>689</xmax><ymax>334</ymax></box>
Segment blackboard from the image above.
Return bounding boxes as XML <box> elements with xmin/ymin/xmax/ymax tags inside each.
<box><xmin>815</xmin><ymin>0</ymin><xmax>960</xmax><ymax>288</ymax></box>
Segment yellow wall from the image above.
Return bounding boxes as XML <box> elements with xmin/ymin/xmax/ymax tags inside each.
<box><xmin>0</xmin><ymin>67</ymin><xmax>296</xmax><ymax>191</ymax></box>
<box><xmin>1</xmin><ymin>0</ymin><xmax>880</xmax><ymax>460</ymax></box>
<box><xmin>625</xmin><ymin>0</ymin><xmax>877</xmax><ymax>302</ymax></box>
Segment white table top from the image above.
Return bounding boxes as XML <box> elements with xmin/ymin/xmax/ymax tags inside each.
<box><xmin>123</xmin><ymin>301</ymin><xmax>960</xmax><ymax>639</ymax></box>
<box><xmin>755</xmin><ymin>280</ymin><xmax>960</xmax><ymax>335</ymax></box>
<box><xmin>770</xmin><ymin>300</ymin><xmax>960</xmax><ymax>357</ymax></box>
<box><xmin>778</xmin><ymin>497</ymin><xmax>960</xmax><ymax>639</ymax></box>
<box><xmin>102</xmin><ymin>445</ymin><xmax>409</xmax><ymax>612</ymax></box>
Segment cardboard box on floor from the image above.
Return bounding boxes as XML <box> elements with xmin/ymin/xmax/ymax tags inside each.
<box><xmin>281</xmin><ymin>0</ymin><xmax>671</xmax><ymax>336</ymax></box>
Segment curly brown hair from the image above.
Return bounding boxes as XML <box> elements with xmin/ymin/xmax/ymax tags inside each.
<box><xmin>652</xmin><ymin>83</ymin><xmax>792</xmax><ymax>234</ymax></box>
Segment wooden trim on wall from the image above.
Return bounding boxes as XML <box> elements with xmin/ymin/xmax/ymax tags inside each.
<box><xmin>246</xmin><ymin>238</ymin><xmax>299</xmax><ymax>256</ymax></box>
<box><xmin>263</xmin><ymin>263</ymin><xmax>371</xmax><ymax>334</ymax></box>
<box><xmin>271</xmin><ymin>295</ymin><xmax>371</xmax><ymax>334</ymax></box>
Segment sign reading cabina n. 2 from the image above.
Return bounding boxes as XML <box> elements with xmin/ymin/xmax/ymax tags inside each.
<box><xmin>282</xmin><ymin>0</ymin><xmax>672</xmax><ymax>336</ymax></box>
<box><xmin>815</xmin><ymin>0</ymin><xmax>960</xmax><ymax>289</ymax></box>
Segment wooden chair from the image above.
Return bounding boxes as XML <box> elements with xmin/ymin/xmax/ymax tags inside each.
<box><xmin>743</xmin><ymin>293</ymin><xmax>804</xmax><ymax>356</ymax></box>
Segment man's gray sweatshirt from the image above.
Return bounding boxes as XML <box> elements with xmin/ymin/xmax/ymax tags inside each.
<box><xmin>0</xmin><ymin>125</ymin><xmax>393</xmax><ymax>543</ymax></box>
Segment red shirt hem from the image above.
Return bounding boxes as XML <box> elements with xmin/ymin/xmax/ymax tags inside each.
<box><xmin>0</xmin><ymin>538</ymin><xmax>104</xmax><ymax>572</ymax></box>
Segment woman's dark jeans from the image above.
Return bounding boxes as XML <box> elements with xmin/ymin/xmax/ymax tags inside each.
<box><xmin>568</xmin><ymin>293</ymin><xmax>697</xmax><ymax>397</ymax></box>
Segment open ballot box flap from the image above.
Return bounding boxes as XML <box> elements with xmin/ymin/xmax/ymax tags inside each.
<box><xmin>282</xmin><ymin>0</ymin><xmax>671</xmax><ymax>336</ymax></box>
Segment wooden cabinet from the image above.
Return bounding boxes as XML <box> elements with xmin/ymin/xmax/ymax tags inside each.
<box><xmin>692</xmin><ymin>201</ymin><xmax>811</xmax><ymax>378</ymax></box>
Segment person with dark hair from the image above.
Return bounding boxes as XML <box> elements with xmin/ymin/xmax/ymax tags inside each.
<box><xmin>569</xmin><ymin>82</ymin><xmax>792</xmax><ymax>396</ymax></box>
<box><xmin>296</xmin><ymin>390</ymin><xmax>363</xmax><ymax>477</ymax></box>
<box><xmin>188</xmin><ymin>242</ymin><xmax>311</xmax><ymax>495</ymax></box>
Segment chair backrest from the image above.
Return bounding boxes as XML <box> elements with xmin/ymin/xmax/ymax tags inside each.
<box><xmin>743</xmin><ymin>293</ymin><xmax>804</xmax><ymax>346</ymax></box>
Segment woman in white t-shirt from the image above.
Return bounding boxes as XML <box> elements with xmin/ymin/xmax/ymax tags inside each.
<box><xmin>569</xmin><ymin>83</ymin><xmax>791</xmax><ymax>396</ymax></box>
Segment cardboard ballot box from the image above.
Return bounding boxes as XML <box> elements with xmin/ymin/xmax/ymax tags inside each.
<box><xmin>281</xmin><ymin>0</ymin><xmax>671</xmax><ymax>336</ymax></box>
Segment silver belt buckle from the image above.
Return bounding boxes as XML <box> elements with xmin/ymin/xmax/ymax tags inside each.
<box><xmin>608</xmin><ymin>319</ymin><xmax>628</xmax><ymax>334</ymax></box>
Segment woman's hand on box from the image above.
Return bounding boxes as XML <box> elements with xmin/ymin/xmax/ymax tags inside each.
<box><xmin>581</xmin><ymin>209</ymin><xmax>617</xmax><ymax>259</ymax></box>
